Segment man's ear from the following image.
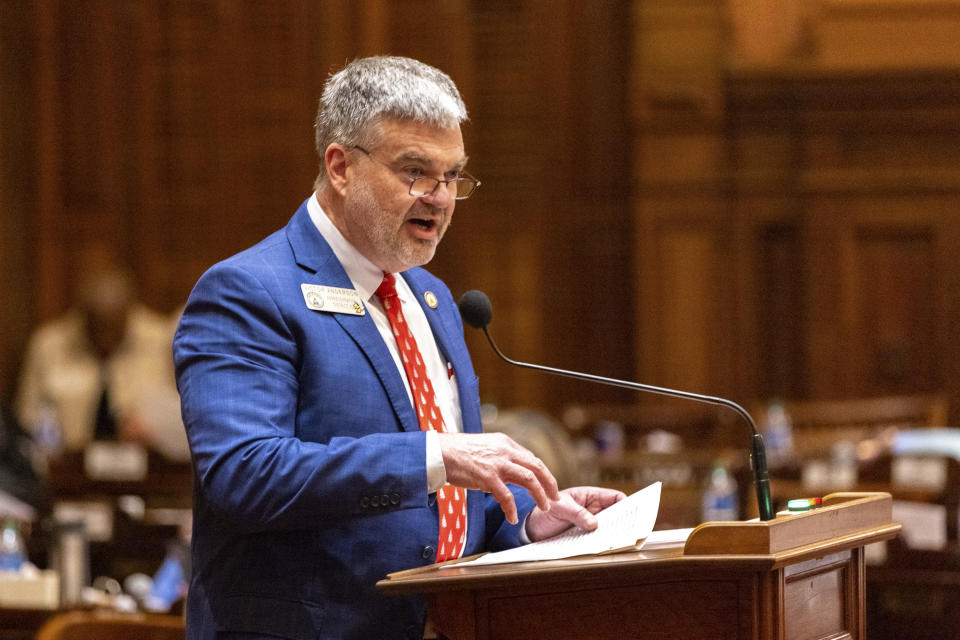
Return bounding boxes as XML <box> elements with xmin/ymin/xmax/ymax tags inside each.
<box><xmin>325</xmin><ymin>144</ymin><xmax>350</xmax><ymax>195</ymax></box>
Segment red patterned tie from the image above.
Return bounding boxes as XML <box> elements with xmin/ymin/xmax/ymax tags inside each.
<box><xmin>375</xmin><ymin>273</ymin><xmax>467</xmax><ymax>562</ymax></box>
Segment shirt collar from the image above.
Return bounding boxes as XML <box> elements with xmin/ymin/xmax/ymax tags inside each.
<box><xmin>306</xmin><ymin>193</ymin><xmax>408</xmax><ymax>303</ymax></box>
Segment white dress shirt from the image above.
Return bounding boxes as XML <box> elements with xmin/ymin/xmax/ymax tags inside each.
<box><xmin>307</xmin><ymin>194</ymin><xmax>460</xmax><ymax>492</ymax></box>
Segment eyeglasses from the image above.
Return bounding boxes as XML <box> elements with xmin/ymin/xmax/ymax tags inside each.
<box><xmin>353</xmin><ymin>146</ymin><xmax>481</xmax><ymax>200</ymax></box>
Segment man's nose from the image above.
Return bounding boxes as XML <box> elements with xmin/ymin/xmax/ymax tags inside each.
<box><xmin>419</xmin><ymin>181</ymin><xmax>454</xmax><ymax>207</ymax></box>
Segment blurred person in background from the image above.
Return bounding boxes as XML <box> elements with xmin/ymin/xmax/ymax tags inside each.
<box><xmin>15</xmin><ymin>262</ymin><xmax>188</xmax><ymax>461</ymax></box>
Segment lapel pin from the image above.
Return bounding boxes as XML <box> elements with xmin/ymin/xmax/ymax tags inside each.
<box><xmin>424</xmin><ymin>291</ymin><xmax>438</xmax><ymax>309</ymax></box>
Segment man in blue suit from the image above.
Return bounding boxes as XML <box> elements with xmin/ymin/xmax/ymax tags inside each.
<box><xmin>173</xmin><ymin>56</ymin><xmax>623</xmax><ymax>639</ymax></box>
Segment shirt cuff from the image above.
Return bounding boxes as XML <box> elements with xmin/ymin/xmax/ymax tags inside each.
<box><xmin>425</xmin><ymin>430</ymin><xmax>447</xmax><ymax>493</ymax></box>
<box><xmin>519</xmin><ymin>515</ymin><xmax>532</xmax><ymax>545</ymax></box>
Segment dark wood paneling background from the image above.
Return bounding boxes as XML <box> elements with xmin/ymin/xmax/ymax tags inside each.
<box><xmin>3</xmin><ymin>0</ymin><xmax>960</xmax><ymax>424</ymax></box>
<box><xmin>633</xmin><ymin>1</ymin><xmax>960</xmax><ymax>423</ymax></box>
<box><xmin>0</xmin><ymin>0</ymin><xmax>637</xmax><ymax>414</ymax></box>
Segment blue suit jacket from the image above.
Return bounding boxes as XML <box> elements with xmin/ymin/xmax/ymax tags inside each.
<box><xmin>173</xmin><ymin>199</ymin><xmax>534</xmax><ymax>640</ymax></box>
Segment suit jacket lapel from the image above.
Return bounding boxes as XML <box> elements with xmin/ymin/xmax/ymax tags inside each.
<box><xmin>285</xmin><ymin>202</ymin><xmax>420</xmax><ymax>433</ymax></box>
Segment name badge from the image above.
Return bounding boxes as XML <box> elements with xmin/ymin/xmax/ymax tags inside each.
<box><xmin>301</xmin><ymin>284</ymin><xmax>366</xmax><ymax>316</ymax></box>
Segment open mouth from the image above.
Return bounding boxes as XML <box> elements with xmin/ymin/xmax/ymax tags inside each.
<box><xmin>407</xmin><ymin>217</ymin><xmax>439</xmax><ymax>237</ymax></box>
<box><xmin>410</xmin><ymin>218</ymin><xmax>436</xmax><ymax>230</ymax></box>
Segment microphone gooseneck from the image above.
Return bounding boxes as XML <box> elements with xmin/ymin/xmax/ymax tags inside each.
<box><xmin>456</xmin><ymin>289</ymin><xmax>775</xmax><ymax>522</ymax></box>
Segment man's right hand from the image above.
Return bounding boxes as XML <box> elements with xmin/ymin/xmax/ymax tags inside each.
<box><xmin>436</xmin><ymin>432</ymin><xmax>560</xmax><ymax>525</ymax></box>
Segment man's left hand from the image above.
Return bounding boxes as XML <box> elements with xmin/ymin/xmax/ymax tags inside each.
<box><xmin>524</xmin><ymin>486</ymin><xmax>627</xmax><ymax>542</ymax></box>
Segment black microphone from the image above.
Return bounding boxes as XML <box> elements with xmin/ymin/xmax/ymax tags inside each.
<box><xmin>457</xmin><ymin>289</ymin><xmax>774</xmax><ymax>521</ymax></box>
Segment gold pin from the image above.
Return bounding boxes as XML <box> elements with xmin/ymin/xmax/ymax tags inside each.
<box><xmin>424</xmin><ymin>291</ymin><xmax>438</xmax><ymax>309</ymax></box>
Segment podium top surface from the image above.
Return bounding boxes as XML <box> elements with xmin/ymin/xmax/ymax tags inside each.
<box><xmin>378</xmin><ymin>492</ymin><xmax>901</xmax><ymax>596</ymax></box>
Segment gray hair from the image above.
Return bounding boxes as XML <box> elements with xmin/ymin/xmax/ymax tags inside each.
<box><xmin>313</xmin><ymin>56</ymin><xmax>468</xmax><ymax>188</ymax></box>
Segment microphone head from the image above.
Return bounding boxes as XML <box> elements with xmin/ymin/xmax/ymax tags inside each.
<box><xmin>457</xmin><ymin>290</ymin><xmax>493</xmax><ymax>329</ymax></box>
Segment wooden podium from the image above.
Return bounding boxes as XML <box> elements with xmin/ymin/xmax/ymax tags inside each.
<box><xmin>378</xmin><ymin>492</ymin><xmax>901</xmax><ymax>640</ymax></box>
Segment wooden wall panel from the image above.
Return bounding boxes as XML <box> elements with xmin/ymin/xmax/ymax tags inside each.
<box><xmin>806</xmin><ymin>204</ymin><xmax>955</xmax><ymax>401</ymax></box>
<box><xmin>635</xmin><ymin>202</ymin><xmax>740</xmax><ymax>397</ymax></box>
<box><xmin>816</xmin><ymin>0</ymin><xmax>960</xmax><ymax>69</ymax></box>
<box><xmin>0</xmin><ymin>0</ymin><xmax>635</xmax><ymax>416</ymax></box>
<box><xmin>9</xmin><ymin>0</ymin><xmax>960</xmax><ymax>423</ymax></box>
<box><xmin>752</xmin><ymin>218</ymin><xmax>805</xmax><ymax>399</ymax></box>
<box><xmin>1</xmin><ymin>0</ymin><xmax>383</xmax><ymax>399</ymax></box>
<box><xmin>657</xmin><ymin>223</ymin><xmax>724</xmax><ymax>392</ymax></box>
<box><xmin>439</xmin><ymin>0</ymin><xmax>550</xmax><ymax>409</ymax></box>
<box><xmin>730</xmin><ymin>203</ymin><xmax>806</xmax><ymax>401</ymax></box>
<box><xmin>726</xmin><ymin>0</ymin><xmax>809</xmax><ymax>66</ymax></box>
<box><xmin>632</xmin><ymin>0</ymin><xmax>726</xmax><ymax>125</ymax></box>
<box><xmin>855</xmin><ymin>226</ymin><xmax>936</xmax><ymax>393</ymax></box>
<box><xmin>0</xmin><ymin>0</ymin><xmax>37</xmax><ymax>396</ymax></box>
<box><xmin>27</xmin><ymin>0</ymin><xmax>336</xmax><ymax>318</ymax></box>
<box><xmin>634</xmin><ymin>1</ymin><xmax>960</xmax><ymax>426</ymax></box>
<box><xmin>632</xmin><ymin>0</ymin><xmax>737</xmax><ymax>407</ymax></box>
<box><xmin>727</xmin><ymin>68</ymin><xmax>960</xmax><ymax>419</ymax></box>
<box><xmin>429</xmin><ymin>1</ymin><xmax>636</xmax><ymax>411</ymax></box>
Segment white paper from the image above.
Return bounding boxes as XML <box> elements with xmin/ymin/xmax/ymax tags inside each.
<box><xmin>458</xmin><ymin>482</ymin><xmax>661</xmax><ymax>567</ymax></box>
<box><xmin>640</xmin><ymin>527</ymin><xmax>694</xmax><ymax>550</ymax></box>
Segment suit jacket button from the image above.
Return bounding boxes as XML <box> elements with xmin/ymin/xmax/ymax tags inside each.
<box><xmin>381</xmin><ymin>494</ymin><xmax>390</xmax><ymax>506</ymax></box>
<box><xmin>390</xmin><ymin>493</ymin><xmax>400</xmax><ymax>505</ymax></box>
<box><xmin>421</xmin><ymin>545</ymin><xmax>435</xmax><ymax>560</ymax></box>
<box><xmin>371</xmin><ymin>495</ymin><xmax>380</xmax><ymax>507</ymax></box>
<box><xmin>360</xmin><ymin>496</ymin><xmax>370</xmax><ymax>508</ymax></box>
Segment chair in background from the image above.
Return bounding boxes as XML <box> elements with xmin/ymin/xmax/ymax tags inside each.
<box><xmin>35</xmin><ymin>610</ymin><xmax>184</xmax><ymax>640</ymax></box>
